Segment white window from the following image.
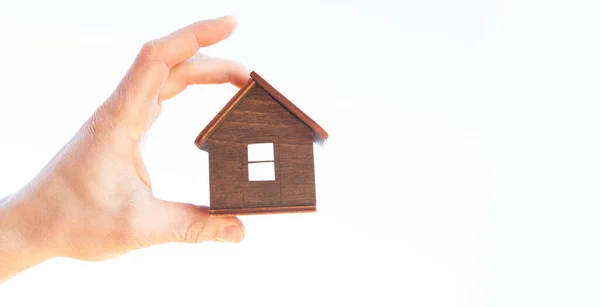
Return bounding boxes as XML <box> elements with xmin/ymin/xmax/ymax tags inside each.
<box><xmin>247</xmin><ymin>143</ymin><xmax>275</xmax><ymax>181</ymax></box>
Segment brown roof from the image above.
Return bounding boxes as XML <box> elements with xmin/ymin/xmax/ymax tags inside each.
<box><xmin>194</xmin><ymin>71</ymin><xmax>328</xmax><ymax>151</ymax></box>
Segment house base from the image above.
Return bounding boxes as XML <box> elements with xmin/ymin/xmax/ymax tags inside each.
<box><xmin>210</xmin><ymin>205</ymin><xmax>316</xmax><ymax>216</ymax></box>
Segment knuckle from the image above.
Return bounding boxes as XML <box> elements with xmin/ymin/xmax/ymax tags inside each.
<box><xmin>139</xmin><ymin>40</ymin><xmax>157</xmax><ymax>57</ymax></box>
<box><xmin>137</xmin><ymin>40</ymin><xmax>164</xmax><ymax>67</ymax></box>
<box><xmin>182</xmin><ymin>220</ymin><xmax>206</xmax><ymax>243</ymax></box>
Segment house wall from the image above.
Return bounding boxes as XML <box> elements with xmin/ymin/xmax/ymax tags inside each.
<box><xmin>207</xmin><ymin>85</ymin><xmax>316</xmax><ymax>210</ymax></box>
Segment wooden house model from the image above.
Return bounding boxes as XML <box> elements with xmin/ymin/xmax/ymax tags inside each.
<box><xmin>194</xmin><ymin>71</ymin><xmax>328</xmax><ymax>215</ymax></box>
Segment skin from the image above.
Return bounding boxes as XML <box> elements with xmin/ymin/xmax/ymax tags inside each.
<box><xmin>0</xmin><ymin>16</ymin><xmax>248</xmax><ymax>284</ymax></box>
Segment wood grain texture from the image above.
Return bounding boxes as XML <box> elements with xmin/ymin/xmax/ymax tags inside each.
<box><xmin>206</xmin><ymin>85</ymin><xmax>317</xmax><ymax>215</ymax></box>
<box><xmin>195</xmin><ymin>79</ymin><xmax>256</xmax><ymax>151</ymax></box>
<box><xmin>249</xmin><ymin>71</ymin><xmax>328</xmax><ymax>145</ymax></box>
<box><xmin>195</xmin><ymin>71</ymin><xmax>328</xmax><ymax>151</ymax></box>
<box><xmin>241</xmin><ymin>135</ymin><xmax>282</xmax><ymax>206</ymax></box>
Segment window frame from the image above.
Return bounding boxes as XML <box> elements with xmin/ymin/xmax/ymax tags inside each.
<box><xmin>242</xmin><ymin>136</ymin><xmax>280</xmax><ymax>182</ymax></box>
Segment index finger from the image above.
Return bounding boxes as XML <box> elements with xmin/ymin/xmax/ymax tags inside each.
<box><xmin>153</xmin><ymin>15</ymin><xmax>238</xmax><ymax>68</ymax></box>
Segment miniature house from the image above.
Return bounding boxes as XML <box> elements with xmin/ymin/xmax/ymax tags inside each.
<box><xmin>194</xmin><ymin>71</ymin><xmax>328</xmax><ymax>215</ymax></box>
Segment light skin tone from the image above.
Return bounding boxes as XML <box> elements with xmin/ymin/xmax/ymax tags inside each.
<box><xmin>0</xmin><ymin>15</ymin><xmax>248</xmax><ymax>283</ymax></box>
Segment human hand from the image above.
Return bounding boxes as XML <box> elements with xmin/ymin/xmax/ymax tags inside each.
<box><xmin>0</xmin><ymin>16</ymin><xmax>248</xmax><ymax>280</ymax></box>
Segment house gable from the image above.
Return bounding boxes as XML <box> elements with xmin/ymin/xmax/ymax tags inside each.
<box><xmin>209</xmin><ymin>85</ymin><xmax>313</xmax><ymax>142</ymax></box>
<box><xmin>194</xmin><ymin>71</ymin><xmax>328</xmax><ymax>151</ymax></box>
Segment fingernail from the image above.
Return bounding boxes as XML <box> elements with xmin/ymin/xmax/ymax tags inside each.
<box><xmin>216</xmin><ymin>225</ymin><xmax>244</xmax><ymax>243</ymax></box>
<box><xmin>217</xmin><ymin>15</ymin><xmax>235</xmax><ymax>21</ymax></box>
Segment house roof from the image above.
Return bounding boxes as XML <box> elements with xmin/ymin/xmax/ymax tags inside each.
<box><xmin>194</xmin><ymin>71</ymin><xmax>328</xmax><ymax>151</ymax></box>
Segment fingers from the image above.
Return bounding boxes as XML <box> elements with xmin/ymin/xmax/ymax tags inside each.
<box><xmin>145</xmin><ymin>199</ymin><xmax>245</xmax><ymax>245</ymax></box>
<box><xmin>158</xmin><ymin>55</ymin><xmax>251</xmax><ymax>102</ymax></box>
<box><xmin>102</xmin><ymin>16</ymin><xmax>241</xmax><ymax>137</ymax></box>
<box><xmin>153</xmin><ymin>16</ymin><xmax>238</xmax><ymax>68</ymax></box>
<box><xmin>112</xmin><ymin>15</ymin><xmax>239</xmax><ymax>104</ymax></box>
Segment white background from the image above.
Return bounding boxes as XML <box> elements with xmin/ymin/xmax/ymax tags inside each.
<box><xmin>0</xmin><ymin>0</ymin><xmax>598</xmax><ymax>306</ymax></box>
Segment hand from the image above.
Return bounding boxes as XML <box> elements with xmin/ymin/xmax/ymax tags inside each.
<box><xmin>0</xmin><ymin>16</ymin><xmax>248</xmax><ymax>281</ymax></box>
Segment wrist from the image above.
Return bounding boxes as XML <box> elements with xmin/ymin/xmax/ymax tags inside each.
<box><xmin>0</xmin><ymin>193</ymin><xmax>58</xmax><ymax>282</ymax></box>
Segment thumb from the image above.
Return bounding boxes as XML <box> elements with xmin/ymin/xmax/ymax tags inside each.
<box><xmin>147</xmin><ymin>199</ymin><xmax>245</xmax><ymax>244</ymax></box>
